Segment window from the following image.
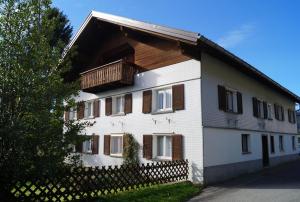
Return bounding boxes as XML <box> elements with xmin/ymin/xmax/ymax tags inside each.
<box><xmin>226</xmin><ymin>90</ymin><xmax>234</xmax><ymax>112</ymax></box>
<box><xmin>69</xmin><ymin>107</ymin><xmax>77</xmax><ymax>120</ymax></box>
<box><xmin>292</xmin><ymin>136</ymin><xmax>296</xmax><ymax>150</ymax></box>
<box><xmin>112</xmin><ymin>96</ymin><xmax>125</xmax><ymax>115</ymax></box>
<box><xmin>83</xmin><ymin>139</ymin><xmax>92</xmax><ymax>153</ymax></box>
<box><xmin>84</xmin><ymin>101</ymin><xmax>94</xmax><ymax>118</ymax></box>
<box><xmin>279</xmin><ymin>136</ymin><xmax>284</xmax><ymax>152</ymax></box>
<box><xmin>155</xmin><ymin>88</ymin><xmax>172</xmax><ymax>112</ymax></box>
<box><xmin>155</xmin><ymin>135</ymin><xmax>172</xmax><ymax>159</ymax></box>
<box><xmin>241</xmin><ymin>134</ymin><xmax>251</xmax><ymax>154</ymax></box>
<box><xmin>288</xmin><ymin>110</ymin><xmax>296</xmax><ymax>124</ymax></box>
<box><xmin>275</xmin><ymin>104</ymin><xmax>284</xmax><ymax>121</ymax></box>
<box><xmin>257</xmin><ymin>100</ymin><xmax>264</xmax><ymax>118</ymax></box>
<box><xmin>110</xmin><ymin>135</ymin><xmax>123</xmax><ymax>156</ymax></box>
<box><xmin>270</xmin><ymin>136</ymin><xmax>275</xmax><ymax>153</ymax></box>
<box><xmin>267</xmin><ymin>104</ymin><xmax>272</xmax><ymax>119</ymax></box>
<box><xmin>298</xmin><ymin>137</ymin><xmax>300</xmax><ymax>144</ymax></box>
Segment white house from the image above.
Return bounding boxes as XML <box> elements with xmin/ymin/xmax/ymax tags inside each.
<box><xmin>64</xmin><ymin>11</ymin><xmax>300</xmax><ymax>184</ymax></box>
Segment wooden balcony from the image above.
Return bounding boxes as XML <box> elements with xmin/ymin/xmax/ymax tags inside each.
<box><xmin>80</xmin><ymin>59</ymin><xmax>137</xmax><ymax>93</ymax></box>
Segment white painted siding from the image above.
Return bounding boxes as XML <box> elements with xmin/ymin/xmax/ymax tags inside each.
<box><xmin>203</xmin><ymin>127</ymin><xmax>298</xmax><ymax>167</ymax></box>
<box><xmin>73</xmin><ymin>60</ymin><xmax>204</xmax><ymax>182</ymax></box>
<box><xmin>201</xmin><ymin>52</ymin><xmax>297</xmax><ymax>134</ymax></box>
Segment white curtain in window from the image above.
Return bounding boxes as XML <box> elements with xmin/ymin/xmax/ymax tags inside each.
<box><xmin>111</xmin><ymin>136</ymin><xmax>123</xmax><ymax>154</ymax></box>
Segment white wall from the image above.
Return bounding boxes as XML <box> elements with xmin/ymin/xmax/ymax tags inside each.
<box><xmin>201</xmin><ymin>52</ymin><xmax>298</xmax><ymax>168</ymax></box>
<box><xmin>203</xmin><ymin>127</ymin><xmax>299</xmax><ymax>167</ymax></box>
<box><xmin>201</xmin><ymin>52</ymin><xmax>297</xmax><ymax>134</ymax></box>
<box><xmin>73</xmin><ymin>60</ymin><xmax>204</xmax><ymax>182</ymax></box>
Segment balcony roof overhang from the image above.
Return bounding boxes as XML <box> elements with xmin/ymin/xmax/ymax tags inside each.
<box><xmin>65</xmin><ymin>11</ymin><xmax>300</xmax><ymax>103</ymax></box>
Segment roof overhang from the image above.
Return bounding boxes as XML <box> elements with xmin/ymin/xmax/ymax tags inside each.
<box><xmin>65</xmin><ymin>11</ymin><xmax>300</xmax><ymax>103</ymax></box>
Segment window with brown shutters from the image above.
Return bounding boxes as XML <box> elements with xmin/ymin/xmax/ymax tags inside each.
<box><xmin>124</xmin><ymin>94</ymin><xmax>132</xmax><ymax>114</ymax></box>
<box><xmin>143</xmin><ymin>135</ymin><xmax>153</xmax><ymax>160</ymax></box>
<box><xmin>92</xmin><ymin>135</ymin><xmax>99</xmax><ymax>154</ymax></box>
<box><xmin>274</xmin><ymin>104</ymin><xmax>285</xmax><ymax>121</ymax></box>
<box><xmin>218</xmin><ymin>85</ymin><xmax>242</xmax><ymax>114</ymax></box>
<box><xmin>172</xmin><ymin>135</ymin><xmax>183</xmax><ymax>161</ymax></box>
<box><xmin>105</xmin><ymin>97</ymin><xmax>112</xmax><ymax>116</ymax></box>
<box><xmin>142</xmin><ymin>90</ymin><xmax>152</xmax><ymax>114</ymax></box>
<box><xmin>104</xmin><ymin>135</ymin><xmax>111</xmax><ymax>155</ymax></box>
<box><xmin>93</xmin><ymin>99</ymin><xmax>100</xmax><ymax>117</ymax></box>
<box><xmin>172</xmin><ymin>84</ymin><xmax>185</xmax><ymax>111</ymax></box>
<box><xmin>288</xmin><ymin>109</ymin><xmax>296</xmax><ymax>124</ymax></box>
<box><xmin>77</xmin><ymin>102</ymin><xmax>85</xmax><ymax>119</ymax></box>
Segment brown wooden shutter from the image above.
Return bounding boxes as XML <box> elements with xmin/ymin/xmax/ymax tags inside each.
<box><xmin>104</xmin><ymin>135</ymin><xmax>111</xmax><ymax>155</ymax></box>
<box><xmin>105</xmin><ymin>97</ymin><xmax>112</xmax><ymax>116</ymax></box>
<box><xmin>77</xmin><ymin>102</ymin><xmax>85</xmax><ymax>119</ymax></box>
<box><xmin>218</xmin><ymin>85</ymin><xmax>226</xmax><ymax>111</ymax></box>
<box><xmin>142</xmin><ymin>90</ymin><xmax>152</xmax><ymax>114</ymax></box>
<box><xmin>263</xmin><ymin>101</ymin><xmax>268</xmax><ymax>119</ymax></box>
<box><xmin>123</xmin><ymin>134</ymin><xmax>130</xmax><ymax>156</ymax></box>
<box><xmin>143</xmin><ymin>135</ymin><xmax>153</xmax><ymax>160</ymax></box>
<box><xmin>64</xmin><ymin>110</ymin><xmax>69</xmax><ymax>121</ymax></box>
<box><xmin>281</xmin><ymin>106</ymin><xmax>285</xmax><ymax>121</ymax></box>
<box><xmin>92</xmin><ymin>135</ymin><xmax>99</xmax><ymax>154</ymax></box>
<box><xmin>124</xmin><ymin>94</ymin><xmax>132</xmax><ymax>114</ymax></box>
<box><xmin>75</xmin><ymin>142</ymin><xmax>83</xmax><ymax>153</ymax></box>
<box><xmin>172</xmin><ymin>84</ymin><xmax>185</xmax><ymax>111</ymax></box>
<box><xmin>237</xmin><ymin>92</ymin><xmax>243</xmax><ymax>114</ymax></box>
<box><xmin>252</xmin><ymin>97</ymin><xmax>258</xmax><ymax>117</ymax></box>
<box><xmin>172</xmin><ymin>135</ymin><xmax>183</xmax><ymax>161</ymax></box>
<box><xmin>93</xmin><ymin>99</ymin><xmax>100</xmax><ymax>117</ymax></box>
<box><xmin>288</xmin><ymin>109</ymin><xmax>291</xmax><ymax>123</ymax></box>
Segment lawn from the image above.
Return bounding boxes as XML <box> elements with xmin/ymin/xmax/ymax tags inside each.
<box><xmin>93</xmin><ymin>182</ymin><xmax>202</xmax><ymax>202</ymax></box>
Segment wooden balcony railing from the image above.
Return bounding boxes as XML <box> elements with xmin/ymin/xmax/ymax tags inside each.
<box><xmin>80</xmin><ymin>60</ymin><xmax>137</xmax><ymax>93</ymax></box>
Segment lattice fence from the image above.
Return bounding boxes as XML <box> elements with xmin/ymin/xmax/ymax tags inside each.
<box><xmin>10</xmin><ymin>160</ymin><xmax>189</xmax><ymax>201</ymax></box>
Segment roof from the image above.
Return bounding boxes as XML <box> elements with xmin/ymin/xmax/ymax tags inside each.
<box><xmin>67</xmin><ymin>11</ymin><xmax>300</xmax><ymax>103</ymax></box>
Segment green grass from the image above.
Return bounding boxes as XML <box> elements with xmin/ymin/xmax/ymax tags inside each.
<box><xmin>92</xmin><ymin>182</ymin><xmax>202</xmax><ymax>202</ymax></box>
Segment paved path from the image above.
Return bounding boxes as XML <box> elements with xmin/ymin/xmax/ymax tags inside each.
<box><xmin>190</xmin><ymin>160</ymin><xmax>300</xmax><ymax>202</ymax></box>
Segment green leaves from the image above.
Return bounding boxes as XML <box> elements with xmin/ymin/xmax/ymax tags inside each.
<box><xmin>0</xmin><ymin>0</ymin><xmax>85</xmax><ymax>195</ymax></box>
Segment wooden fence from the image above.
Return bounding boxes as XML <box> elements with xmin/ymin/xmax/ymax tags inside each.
<box><xmin>10</xmin><ymin>160</ymin><xmax>189</xmax><ymax>201</ymax></box>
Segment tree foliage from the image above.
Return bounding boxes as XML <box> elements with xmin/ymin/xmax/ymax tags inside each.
<box><xmin>0</xmin><ymin>0</ymin><xmax>85</xmax><ymax>198</ymax></box>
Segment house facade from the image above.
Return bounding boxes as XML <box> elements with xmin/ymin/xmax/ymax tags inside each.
<box><xmin>64</xmin><ymin>11</ymin><xmax>300</xmax><ymax>184</ymax></box>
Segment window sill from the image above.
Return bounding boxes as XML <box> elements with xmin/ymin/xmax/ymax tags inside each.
<box><xmin>84</xmin><ymin>116</ymin><xmax>94</xmax><ymax>120</ymax></box>
<box><xmin>242</xmin><ymin>152</ymin><xmax>251</xmax><ymax>155</ymax></box>
<box><xmin>110</xmin><ymin>154</ymin><xmax>123</xmax><ymax>158</ymax></box>
<box><xmin>111</xmin><ymin>113</ymin><xmax>125</xmax><ymax>117</ymax></box>
<box><xmin>151</xmin><ymin>109</ymin><xmax>174</xmax><ymax>115</ymax></box>
<box><xmin>152</xmin><ymin>157</ymin><xmax>172</xmax><ymax>161</ymax></box>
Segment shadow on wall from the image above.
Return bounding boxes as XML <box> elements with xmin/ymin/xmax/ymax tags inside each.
<box><xmin>191</xmin><ymin>162</ymin><xmax>204</xmax><ymax>184</ymax></box>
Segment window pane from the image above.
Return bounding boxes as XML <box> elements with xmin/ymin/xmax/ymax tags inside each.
<box><xmin>165</xmin><ymin>89</ymin><xmax>172</xmax><ymax>109</ymax></box>
<box><xmin>165</xmin><ymin>136</ymin><xmax>172</xmax><ymax>157</ymax></box>
<box><xmin>111</xmin><ymin>136</ymin><xmax>123</xmax><ymax>154</ymax></box>
<box><xmin>157</xmin><ymin>136</ymin><xmax>164</xmax><ymax>156</ymax></box>
<box><xmin>88</xmin><ymin>102</ymin><xmax>92</xmax><ymax>116</ymax></box>
<box><xmin>226</xmin><ymin>91</ymin><xmax>233</xmax><ymax>111</ymax></box>
<box><xmin>157</xmin><ymin>91</ymin><xmax>164</xmax><ymax>110</ymax></box>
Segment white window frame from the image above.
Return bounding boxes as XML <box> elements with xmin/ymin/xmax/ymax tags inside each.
<box><xmin>267</xmin><ymin>103</ymin><xmax>272</xmax><ymax>120</ymax></box>
<box><xmin>241</xmin><ymin>134</ymin><xmax>251</xmax><ymax>154</ymax></box>
<box><xmin>83</xmin><ymin>139</ymin><xmax>92</xmax><ymax>153</ymax></box>
<box><xmin>84</xmin><ymin>101</ymin><xmax>94</xmax><ymax>119</ymax></box>
<box><xmin>256</xmin><ymin>99</ymin><xmax>264</xmax><ymax>119</ymax></box>
<box><xmin>225</xmin><ymin>87</ymin><xmax>238</xmax><ymax>113</ymax></box>
<box><xmin>153</xmin><ymin>87</ymin><xmax>173</xmax><ymax>113</ymax></box>
<box><xmin>112</xmin><ymin>95</ymin><xmax>125</xmax><ymax>115</ymax></box>
<box><xmin>153</xmin><ymin>134</ymin><xmax>172</xmax><ymax>160</ymax></box>
<box><xmin>110</xmin><ymin>134</ymin><xmax>123</xmax><ymax>157</ymax></box>
<box><xmin>69</xmin><ymin>107</ymin><xmax>77</xmax><ymax>120</ymax></box>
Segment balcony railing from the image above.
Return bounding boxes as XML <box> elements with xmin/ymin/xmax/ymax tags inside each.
<box><xmin>80</xmin><ymin>59</ymin><xmax>137</xmax><ymax>93</ymax></box>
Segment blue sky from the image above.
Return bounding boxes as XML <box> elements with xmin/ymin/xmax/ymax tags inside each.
<box><xmin>53</xmin><ymin>0</ymin><xmax>300</xmax><ymax>95</ymax></box>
